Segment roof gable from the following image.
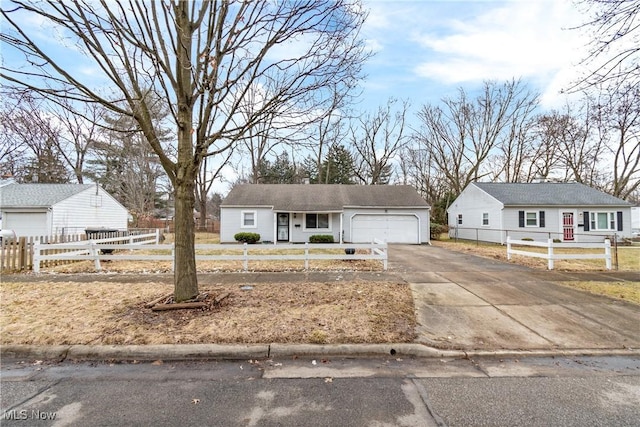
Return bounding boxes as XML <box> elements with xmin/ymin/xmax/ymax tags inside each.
<box><xmin>473</xmin><ymin>182</ymin><xmax>631</xmax><ymax>207</ymax></box>
<box><xmin>0</xmin><ymin>183</ymin><xmax>94</xmax><ymax>208</ymax></box>
<box><xmin>222</xmin><ymin>184</ymin><xmax>429</xmax><ymax>211</ymax></box>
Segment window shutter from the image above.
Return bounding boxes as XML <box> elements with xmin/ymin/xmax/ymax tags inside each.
<box><xmin>583</xmin><ymin>211</ymin><xmax>590</xmax><ymax>231</ymax></box>
<box><xmin>539</xmin><ymin>211</ymin><xmax>545</xmax><ymax>228</ymax></box>
<box><xmin>518</xmin><ymin>211</ymin><xmax>525</xmax><ymax>228</ymax></box>
<box><xmin>617</xmin><ymin>211</ymin><xmax>623</xmax><ymax>231</ymax></box>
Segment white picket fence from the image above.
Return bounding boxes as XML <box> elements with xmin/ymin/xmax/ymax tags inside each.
<box><xmin>506</xmin><ymin>237</ymin><xmax>611</xmax><ymax>270</ymax></box>
<box><xmin>33</xmin><ymin>239</ymin><xmax>388</xmax><ymax>272</ymax></box>
<box><xmin>33</xmin><ymin>231</ymin><xmax>161</xmax><ymax>273</ymax></box>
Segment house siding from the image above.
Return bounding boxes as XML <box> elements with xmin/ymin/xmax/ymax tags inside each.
<box><xmin>503</xmin><ymin>207</ymin><xmax>555</xmax><ymax>241</ymax></box>
<box><xmin>448</xmin><ymin>185</ymin><xmax>504</xmax><ymax>243</ymax></box>
<box><xmin>579</xmin><ymin>206</ymin><xmax>632</xmax><ymax>242</ymax></box>
<box><xmin>289</xmin><ymin>212</ymin><xmax>341</xmax><ymax>243</ymax></box>
<box><xmin>52</xmin><ymin>187</ymin><xmax>128</xmax><ymax>234</ymax></box>
<box><xmin>220</xmin><ymin>207</ymin><xmax>274</xmax><ymax>243</ymax></box>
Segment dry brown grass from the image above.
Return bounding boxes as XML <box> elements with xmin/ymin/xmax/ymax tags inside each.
<box><xmin>433</xmin><ymin>239</ymin><xmax>639</xmax><ymax>304</ymax></box>
<box><xmin>0</xmin><ymin>281</ymin><xmax>415</xmax><ymax>346</ymax></box>
<box><xmin>433</xmin><ymin>239</ymin><xmax>639</xmax><ymax>272</ymax></box>
<box><xmin>558</xmin><ymin>281</ymin><xmax>640</xmax><ymax>304</ymax></box>
<box><xmin>2</xmin><ymin>233</ymin><xmax>406</xmax><ymax>346</ymax></box>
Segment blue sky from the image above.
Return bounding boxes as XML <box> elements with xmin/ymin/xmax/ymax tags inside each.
<box><xmin>2</xmin><ymin>0</ymin><xmax>593</xmax><ymax>193</ymax></box>
<box><xmin>357</xmin><ymin>0</ymin><xmax>587</xmax><ymax>111</ymax></box>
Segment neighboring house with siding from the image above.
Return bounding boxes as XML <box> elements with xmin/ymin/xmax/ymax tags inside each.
<box><xmin>448</xmin><ymin>182</ymin><xmax>633</xmax><ymax>244</ymax></box>
<box><xmin>0</xmin><ymin>180</ymin><xmax>128</xmax><ymax>239</ymax></box>
<box><xmin>220</xmin><ymin>184</ymin><xmax>430</xmax><ymax>244</ymax></box>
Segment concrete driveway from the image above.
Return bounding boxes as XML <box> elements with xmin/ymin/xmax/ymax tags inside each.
<box><xmin>388</xmin><ymin>244</ymin><xmax>640</xmax><ymax>352</ymax></box>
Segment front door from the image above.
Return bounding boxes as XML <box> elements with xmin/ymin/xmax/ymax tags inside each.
<box><xmin>562</xmin><ymin>212</ymin><xmax>575</xmax><ymax>241</ymax></box>
<box><xmin>277</xmin><ymin>213</ymin><xmax>289</xmax><ymax>242</ymax></box>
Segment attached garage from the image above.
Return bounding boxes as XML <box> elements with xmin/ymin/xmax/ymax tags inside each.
<box><xmin>351</xmin><ymin>214</ymin><xmax>420</xmax><ymax>243</ymax></box>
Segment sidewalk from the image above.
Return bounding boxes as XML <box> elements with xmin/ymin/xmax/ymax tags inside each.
<box><xmin>2</xmin><ymin>245</ymin><xmax>638</xmax><ymax>362</ymax></box>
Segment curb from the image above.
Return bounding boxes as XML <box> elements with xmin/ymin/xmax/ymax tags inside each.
<box><xmin>2</xmin><ymin>344</ymin><xmax>639</xmax><ymax>363</ymax></box>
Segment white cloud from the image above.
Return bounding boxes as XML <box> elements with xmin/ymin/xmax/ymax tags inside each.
<box><xmin>413</xmin><ymin>1</ymin><xmax>585</xmax><ymax>84</ymax></box>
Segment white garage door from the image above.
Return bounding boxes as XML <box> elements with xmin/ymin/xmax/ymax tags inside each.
<box><xmin>4</xmin><ymin>212</ymin><xmax>49</xmax><ymax>238</ymax></box>
<box><xmin>352</xmin><ymin>214</ymin><xmax>419</xmax><ymax>244</ymax></box>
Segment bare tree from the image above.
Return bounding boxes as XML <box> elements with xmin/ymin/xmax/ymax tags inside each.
<box><xmin>413</xmin><ymin>80</ymin><xmax>539</xmax><ymax>194</ymax></box>
<box><xmin>0</xmin><ymin>94</ymin><xmax>30</xmax><ymax>178</ymax></box>
<box><xmin>534</xmin><ymin>107</ymin><xmax>603</xmax><ymax>186</ymax></box>
<box><xmin>350</xmin><ymin>98</ymin><xmax>410</xmax><ymax>185</ymax></box>
<box><xmin>0</xmin><ymin>91</ymin><xmax>70</xmax><ymax>183</ymax></box>
<box><xmin>1</xmin><ymin>1</ymin><xmax>368</xmax><ymax>301</ymax></box>
<box><xmin>589</xmin><ymin>82</ymin><xmax>640</xmax><ymax>199</ymax></box>
<box><xmin>489</xmin><ymin>94</ymin><xmax>539</xmax><ymax>182</ymax></box>
<box><xmin>572</xmin><ymin>0</ymin><xmax>640</xmax><ymax>90</ymax></box>
<box><xmin>195</xmin><ymin>150</ymin><xmax>233</xmax><ymax>229</ymax></box>
<box><xmin>54</xmin><ymin>102</ymin><xmax>106</xmax><ymax>184</ymax></box>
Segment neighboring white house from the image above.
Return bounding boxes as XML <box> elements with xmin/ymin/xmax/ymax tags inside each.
<box><xmin>632</xmin><ymin>206</ymin><xmax>640</xmax><ymax>236</ymax></box>
<box><xmin>220</xmin><ymin>184</ymin><xmax>430</xmax><ymax>244</ymax></box>
<box><xmin>0</xmin><ymin>180</ymin><xmax>128</xmax><ymax>239</ymax></box>
<box><xmin>448</xmin><ymin>182</ymin><xmax>633</xmax><ymax>244</ymax></box>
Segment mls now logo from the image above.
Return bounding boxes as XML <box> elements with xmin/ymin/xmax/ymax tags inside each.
<box><xmin>3</xmin><ymin>410</ymin><xmax>28</xmax><ymax>420</ymax></box>
<box><xmin>3</xmin><ymin>409</ymin><xmax>57</xmax><ymax>420</ymax></box>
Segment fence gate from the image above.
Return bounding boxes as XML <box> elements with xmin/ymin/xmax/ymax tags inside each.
<box><xmin>562</xmin><ymin>212</ymin><xmax>575</xmax><ymax>241</ymax></box>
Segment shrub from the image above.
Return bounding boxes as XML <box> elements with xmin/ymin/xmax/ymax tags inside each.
<box><xmin>521</xmin><ymin>237</ymin><xmax>534</xmax><ymax>241</ymax></box>
<box><xmin>430</xmin><ymin>223</ymin><xmax>449</xmax><ymax>240</ymax></box>
<box><xmin>309</xmin><ymin>234</ymin><xmax>334</xmax><ymax>243</ymax></box>
<box><xmin>234</xmin><ymin>232</ymin><xmax>260</xmax><ymax>244</ymax></box>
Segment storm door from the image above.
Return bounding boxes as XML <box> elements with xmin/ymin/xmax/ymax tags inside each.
<box><xmin>277</xmin><ymin>213</ymin><xmax>290</xmax><ymax>242</ymax></box>
<box><xmin>562</xmin><ymin>212</ymin><xmax>575</xmax><ymax>241</ymax></box>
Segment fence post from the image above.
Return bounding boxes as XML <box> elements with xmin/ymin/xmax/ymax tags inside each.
<box><xmin>383</xmin><ymin>242</ymin><xmax>388</xmax><ymax>271</ymax></box>
<box><xmin>155</xmin><ymin>228</ymin><xmax>160</xmax><ymax>244</ymax></box>
<box><xmin>547</xmin><ymin>238</ymin><xmax>554</xmax><ymax>270</ymax></box>
<box><xmin>243</xmin><ymin>243</ymin><xmax>248</xmax><ymax>271</ymax></box>
<box><xmin>171</xmin><ymin>243</ymin><xmax>175</xmax><ymax>272</ymax></box>
<box><xmin>90</xmin><ymin>240</ymin><xmax>102</xmax><ymax>271</ymax></box>
<box><xmin>33</xmin><ymin>243</ymin><xmax>41</xmax><ymax>273</ymax></box>
<box><xmin>604</xmin><ymin>239</ymin><xmax>611</xmax><ymax>270</ymax></box>
<box><xmin>305</xmin><ymin>242</ymin><xmax>309</xmax><ymax>270</ymax></box>
<box><xmin>506</xmin><ymin>236</ymin><xmax>512</xmax><ymax>260</ymax></box>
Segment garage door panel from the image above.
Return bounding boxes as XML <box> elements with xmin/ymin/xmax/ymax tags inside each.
<box><xmin>4</xmin><ymin>212</ymin><xmax>49</xmax><ymax>238</ymax></box>
<box><xmin>352</xmin><ymin>214</ymin><xmax>419</xmax><ymax>244</ymax></box>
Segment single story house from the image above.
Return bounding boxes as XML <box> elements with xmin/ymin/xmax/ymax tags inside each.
<box><xmin>448</xmin><ymin>182</ymin><xmax>633</xmax><ymax>244</ymax></box>
<box><xmin>220</xmin><ymin>184</ymin><xmax>430</xmax><ymax>244</ymax></box>
<box><xmin>0</xmin><ymin>180</ymin><xmax>128</xmax><ymax>239</ymax></box>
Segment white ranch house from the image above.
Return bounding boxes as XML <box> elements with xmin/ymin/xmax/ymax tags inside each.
<box><xmin>220</xmin><ymin>184</ymin><xmax>430</xmax><ymax>244</ymax></box>
<box><xmin>0</xmin><ymin>180</ymin><xmax>128</xmax><ymax>239</ymax></box>
<box><xmin>448</xmin><ymin>182</ymin><xmax>633</xmax><ymax>244</ymax></box>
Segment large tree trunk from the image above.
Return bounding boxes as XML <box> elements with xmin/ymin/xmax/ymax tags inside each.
<box><xmin>174</xmin><ymin>173</ymin><xmax>198</xmax><ymax>302</ymax></box>
<box><xmin>172</xmin><ymin>1</ymin><xmax>198</xmax><ymax>303</ymax></box>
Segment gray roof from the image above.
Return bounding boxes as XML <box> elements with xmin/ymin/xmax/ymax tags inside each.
<box><xmin>474</xmin><ymin>182</ymin><xmax>631</xmax><ymax>207</ymax></box>
<box><xmin>222</xmin><ymin>184</ymin><xmax>429</xmax><ymax>211</ymax></box>
<box><xmin>0</xmin><ymin>183</ymin><xmax>94</xmax><ymax>208</ymax></box>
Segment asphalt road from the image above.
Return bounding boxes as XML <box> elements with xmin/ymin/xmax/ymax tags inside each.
<box><xmin>2</xmin><ymin>356</ymin><xmax>639</xmax><ymax>426</ymax></box>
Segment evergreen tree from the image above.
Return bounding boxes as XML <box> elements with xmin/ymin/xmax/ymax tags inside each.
<box><xmin>319</xmin><ymin>144</ymin><xmax>355</xmax><ymax>184</ymax></box>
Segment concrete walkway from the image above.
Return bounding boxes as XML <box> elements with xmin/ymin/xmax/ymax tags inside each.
<box><xmin>388</xmin><ymin>244</ymin><xmax>639</xmax><ymax>352</ymax></box>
